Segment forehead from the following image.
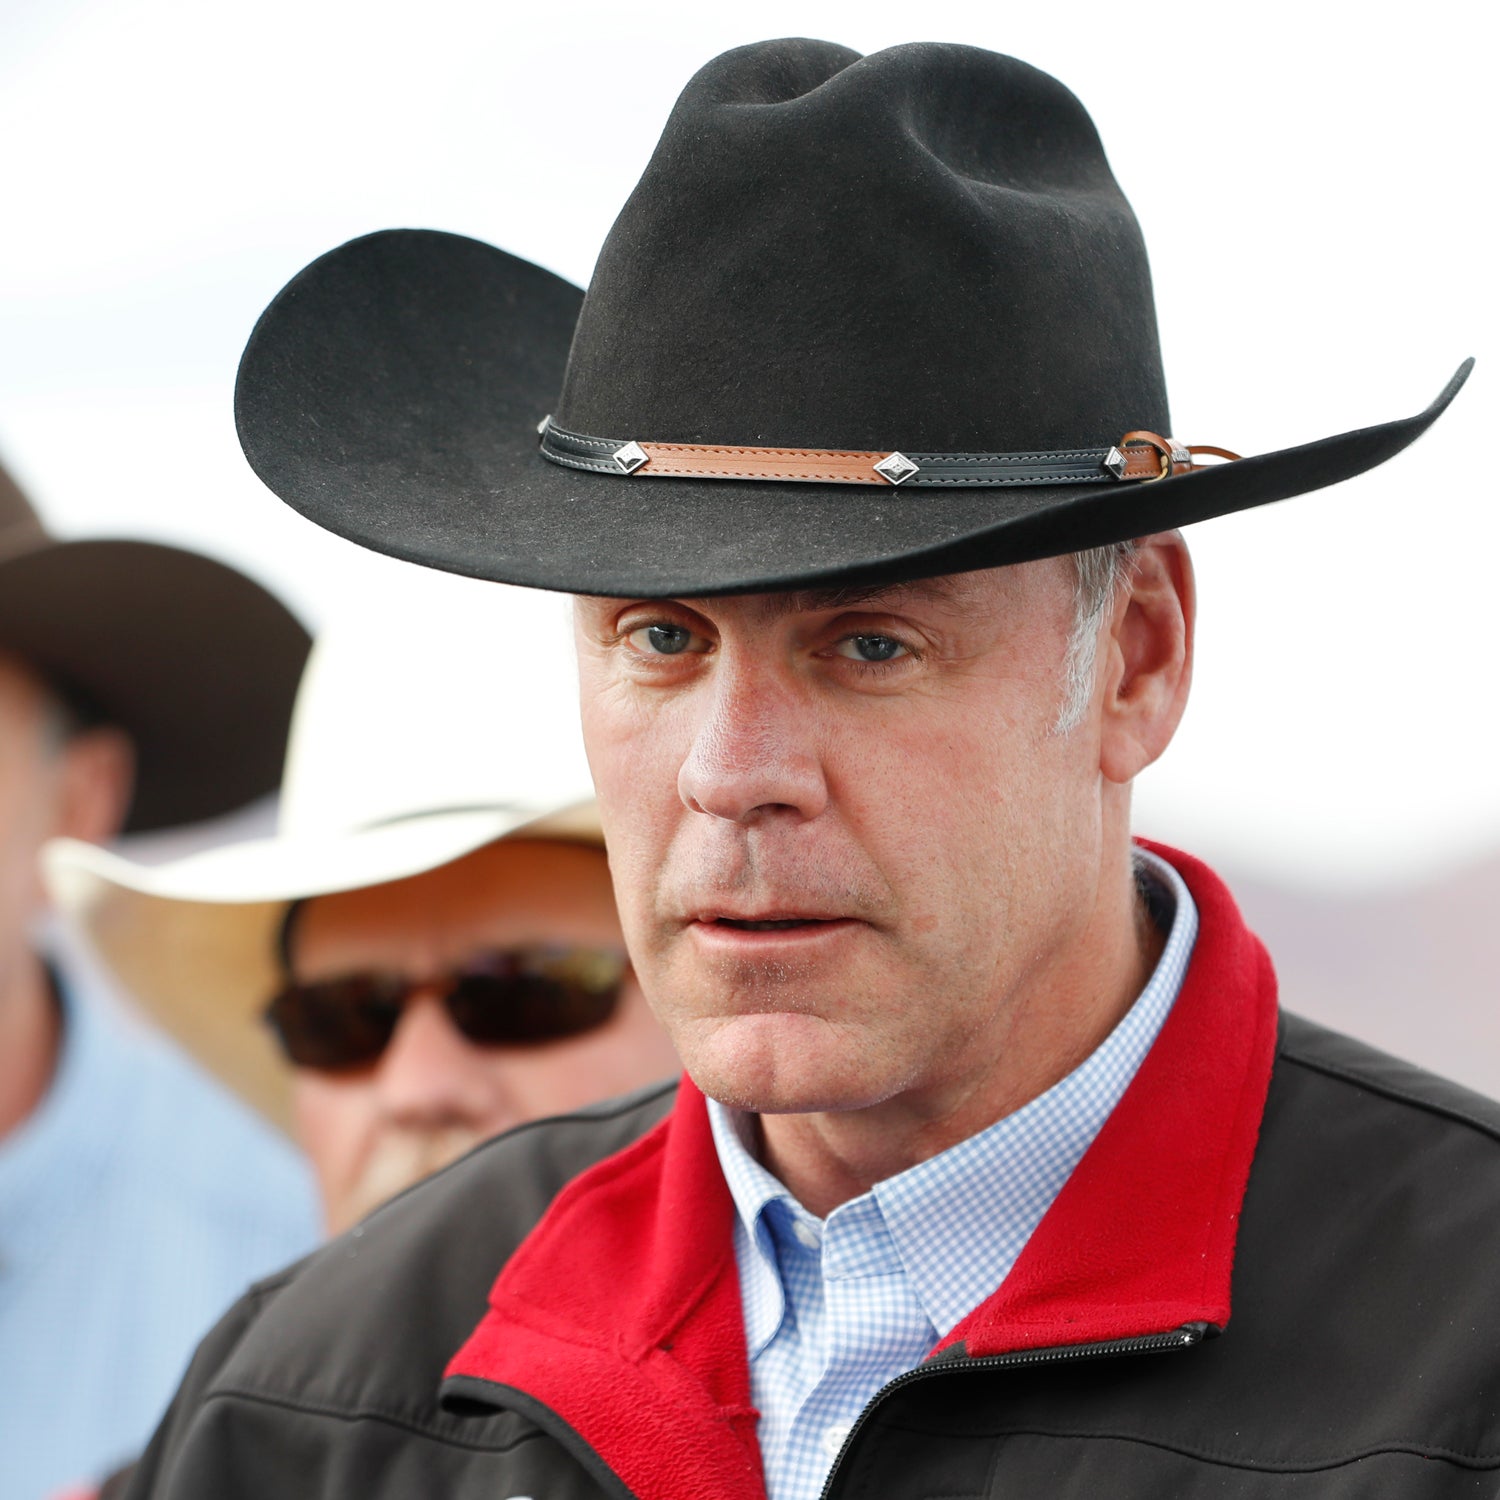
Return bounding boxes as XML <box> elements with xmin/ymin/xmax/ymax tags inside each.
<box><xmin>579</xmin><ymin>561</ymin><xmax>1068</xmax><ymax>627</ymax></box>
<box><xmin>731</xmin><ymin>575</ymin><xmax>971</xmax><ymax>622</ymax></box>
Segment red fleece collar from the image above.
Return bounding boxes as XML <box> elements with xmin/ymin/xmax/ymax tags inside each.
<box><xmin>445</xmin><ymin>845</ymin><xmax>1279</xmax><ymax>1500</ymax></box>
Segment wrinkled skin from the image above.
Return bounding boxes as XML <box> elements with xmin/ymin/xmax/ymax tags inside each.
<box><xmin>573</xmin><ymin>539</ymin><xmax>1193</xmax><ymax>1214</ymax></box>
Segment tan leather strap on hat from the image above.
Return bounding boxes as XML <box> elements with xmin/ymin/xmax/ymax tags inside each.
<box><xmin>635</xmin><ymin>443</ymin><xmax>900</xmax><ymax>483</ymax></box>
<box><xmin>1120</xmin><ymin>431</ymin><xmax>1243</xmax><ymax>481</ymax></box>
<box><xmin>538</xmin><ymin>419</ymin><xmax>1240</xmax><ymax>488</ymax></box>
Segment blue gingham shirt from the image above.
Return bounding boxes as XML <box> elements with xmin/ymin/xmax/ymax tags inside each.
<box><xmin>708</xmin><ymin>848</ymin><xmax>1198</xmax><ymax>1500</ymax></box>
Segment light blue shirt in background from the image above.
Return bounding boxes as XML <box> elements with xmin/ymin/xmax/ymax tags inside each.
<box><xmin>0</xmin><ymin>962</ymin><xmax>319</xmax><ymax>1500</ymax></box>
<box><xmin>708</xmin><ymin>848</ymin><xmax>1199</xmax><ymax>1500</ymax></box>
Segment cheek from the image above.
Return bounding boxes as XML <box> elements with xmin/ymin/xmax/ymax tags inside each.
<box><xmin>839</xmin><ymin>711</ymin><xmax>1006</xmax><ymax>842</ymax></box>
<box><xmin>840</xmin><ymin>710</ymin><xmax>1086</xmax><ymax>933</ymax></box>
<box><xmin>580</xmin><ymin>687</ymin><xmax>690</xmax><ymax>901</ymax></box>
<box><xmin>476</xmin><ymin>993</ymin><xmax>678</xmax><ymax>1117</ymax></box>
<box><xmin>0</xmin><ymin>781</ymin><xmax>57</xmax><ymax>915</ymax></box>
<box><xmin>291</xmin><ymin>1075</ymin><xmax>376</xmax><ymax>1206</ymax></box>
<box><xmin>0</xmin><ymin>837</ymin><xmax>37</xmax><ymax>938</ymax></box>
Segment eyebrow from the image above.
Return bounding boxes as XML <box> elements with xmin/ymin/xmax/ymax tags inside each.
<box><xmin>788</xmin><ymin>577</ymin><xmax>963</xmax><ymax>614</ymax></box>
<box><xmin>588</xmin><ymin>575</ymin><xmax>966</xmax><ymax>619</ymax></box>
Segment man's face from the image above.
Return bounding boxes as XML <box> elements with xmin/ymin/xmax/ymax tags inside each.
<box><xmin>0</xmin><ymin>655</ymin><xmax>65</xmax><ymax>993</ymax></box>
<box><xmin>288</xmin><ymin>837</ymin><xmax>680</xmax><ymax>1234</ymax></box>
<box><xmin>574</xmin><ymin>561</ymin><xmax>1116</xmax><ymax>1125</ymax></box>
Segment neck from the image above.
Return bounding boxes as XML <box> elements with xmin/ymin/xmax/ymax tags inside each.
<box><xmin>757</xmin><ymin>841</ymin><xmax>1165</xmax><ymax>1218</ymax></box>
<box><xmin>0</xmin><ymin>946</ymin><xmax>62</xmax><ymax>1139</ymax></box>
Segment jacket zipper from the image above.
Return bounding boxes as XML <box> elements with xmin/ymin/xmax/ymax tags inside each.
<box><xmin>452</xmin><ymin>1324</ymin><xmax>1210</xmax><ymax>1500</ymax></box>
<box><xmin>815</xmin><ymin>1322</ymin><xmax>1212</xmax><ymax>1500</ymax></box>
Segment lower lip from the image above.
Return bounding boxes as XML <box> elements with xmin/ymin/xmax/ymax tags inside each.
<box><xmin>688</xmin><ymin>918</ymin><xmax>863</xmax><ymax>953</ymax></box>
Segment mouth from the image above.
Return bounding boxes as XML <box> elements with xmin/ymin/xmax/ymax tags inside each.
<box><xmin>686</xmin><ymin>911</ymin><xmax>862</xmax><ymax>946</ymax></box>
<box><xmin>712</xmin><ymin>916</ymin><xmax>835</xmax><ymax>932</ymax></box>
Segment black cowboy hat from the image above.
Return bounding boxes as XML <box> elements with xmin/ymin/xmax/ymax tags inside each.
<box><xmin>234</xmin><ymin>39</ymin><xmax>1471</xmax><ymax>598</ymax></box>
<box><xmin>0</xmin><ymin>456</ymin><xmax>310</xmax><ymax>833</ymax></box>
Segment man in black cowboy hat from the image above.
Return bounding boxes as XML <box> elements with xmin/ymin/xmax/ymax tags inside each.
<box><xmin>123</xmin><ymin>39</ymin><xmax>1494</xmax><ymax>1500</ymax></box>
<box><xmin>0</xmin><ymin>458</ymin><xmax>318</xmax><ymax>1500</ymax></box>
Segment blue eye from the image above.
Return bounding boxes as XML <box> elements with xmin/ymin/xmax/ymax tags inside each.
<box><xmin>627</xmin><ymin>622</ymin><xmax>699</xmax><ymax>655</ymax></box>
<box><xmin>648</xmin><ymin>624</ymin><xmax>690</xmax><ymax>654</ymax></box>
<box><xmin>835</xmin><ymin>634</ymin><xmax>908</xmax><ymax>663</ymax></box>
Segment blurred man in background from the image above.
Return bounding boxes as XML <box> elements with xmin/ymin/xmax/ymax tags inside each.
<box><xmin>0</xmin><ymin>457</ymin><xmax>319</xmax><ymax>1500</ymax></box>
<box><xmin>47</xmin><ymin>585</ymin><xmax>680</xmax><ymax>1236</ymax></box>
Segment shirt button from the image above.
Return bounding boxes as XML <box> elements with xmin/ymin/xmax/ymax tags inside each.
<box><xmin>792</xmin><ymin>1219</ymin><xmax>822</xmax><ymax>1250</ymax></box>
<box><xmin>822</xmin><ymin>1421</ymin><xmax>854</xmax><ymax>1458</ymax></box>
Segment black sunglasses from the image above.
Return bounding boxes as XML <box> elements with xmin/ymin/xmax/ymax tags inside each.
<box><xmin>263</xmin><ymin>945</ymin><xmax>630</xmax><ymax>1071</ymax></box>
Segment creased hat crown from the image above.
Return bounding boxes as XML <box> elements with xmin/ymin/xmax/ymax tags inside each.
<box><xmin>556</xmin><ymin>39</ymin><xmax>1169</xmax><ymax>452</ymax></box>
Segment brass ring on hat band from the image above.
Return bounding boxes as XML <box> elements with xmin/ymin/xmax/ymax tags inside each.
<box><xmin>1122</xmin><ymin>432</ymin><xmax>1244</xmax><ymax>482</ymax></box>
<box><xmin>1120</xmin><ymin>431</ymin><xmax>1180</xmax><ymax>481</ymax></box>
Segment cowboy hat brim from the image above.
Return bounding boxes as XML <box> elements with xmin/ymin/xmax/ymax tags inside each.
<box><xmin>0</xmin><ymin>538</ymin><xmax>310</xmax><ymax>832</ymax></box>
<box><xmin>44</xmin><ymin>800</ymin><xmax>603</xmax><ymax>1134</ymax></box>
<box><xmin>235</xmin><ymin>229</ymin><xmax>1472</xmax><ymax>598</ymax></box>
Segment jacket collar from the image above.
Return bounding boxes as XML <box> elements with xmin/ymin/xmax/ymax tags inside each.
<box><xmin>443</xmin><ymin>845</ymin><xmax>1279</xmax><ymax>1500</ymax></box>
<box><xmin>940</xmin><ymin>841</ymin><xmax>1278</xmax><ymax>1356</ymax></box>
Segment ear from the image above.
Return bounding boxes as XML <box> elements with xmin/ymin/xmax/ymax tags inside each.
<box><xmin>52</xmin><ymin>726</ymin><xmax>136</xmax><ymax>845</ymax></box>
<box><xmin>1097</xmin><ymin>532</ymin><xmax>1195</xmax><ymax>786</ymax></box>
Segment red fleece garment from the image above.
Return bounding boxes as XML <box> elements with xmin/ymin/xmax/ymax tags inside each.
<box><xmin>446</xmin><ymin>845</ymin><xmax>1280</xmax><ymax>1500</ymax></box>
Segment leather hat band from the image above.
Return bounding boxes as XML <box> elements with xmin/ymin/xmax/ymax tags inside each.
<box><xmin>538</xmin><ymin>419</ymin><xmax>1239</xmax><ymax>488</ymax></box>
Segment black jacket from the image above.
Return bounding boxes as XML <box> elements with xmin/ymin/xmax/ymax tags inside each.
<box><xmin>124</xmin><ymin>860</ymin><xmax>1500</xmax><ymax>1499</ymax></box>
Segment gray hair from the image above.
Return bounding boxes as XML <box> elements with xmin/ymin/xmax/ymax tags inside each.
<box><xmin>1054</xmin><ymin>541</ymin><xmax>1138</xmax><ymax>734</ymax></box>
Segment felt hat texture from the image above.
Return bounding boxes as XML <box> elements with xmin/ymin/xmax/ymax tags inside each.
<box><xmin>234</xmin><ymin>39</ymin><xmax>1470</xmax><ymax>598</ymax></box>
<box><xmin>45</xmin><ymin>580</ymin><xmax>600</xmax><ymax>1132</ymax></box>
<box><xmin>0</xmin><ymin>454</ymin><xmax>309</xmax><ymax>832</ymax></box>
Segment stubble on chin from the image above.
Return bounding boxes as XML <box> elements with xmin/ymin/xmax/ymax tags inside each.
<box><xmin>654</xmin><ymin>943</ymin><xmax>915</xmax><ymax>1116</ymax></box>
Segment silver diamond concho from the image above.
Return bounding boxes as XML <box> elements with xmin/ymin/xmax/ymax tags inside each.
<box><xmin>874</xmin><ymin>452</ymin><xmax>919</xmax><ymax>485</ymax></box>
<box><xmin>613</xmin><ymin>441</ymin><xmax>649</xmax><ymax>474</ymax></box>
<box><xmin>1103</xmin><ymin>446</ymin><xmax>1127</xmax><ymax>480</ymax></box>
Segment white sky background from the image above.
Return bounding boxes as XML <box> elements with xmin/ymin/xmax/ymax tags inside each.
<box><xmin>0</xmin><ymin>0</ymin><xmax>1492</xmax><ymax>891</ymax></box>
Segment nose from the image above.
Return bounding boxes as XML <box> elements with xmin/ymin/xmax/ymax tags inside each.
<box><xmin>677</xmin><ymin>655</ymin><xmax>828</xmax><ymax>824</ymax></box>
<box><xmin>372</xmin><ymin>991</ymin><xmax>514</xmax><ymax>1131</ymax></box>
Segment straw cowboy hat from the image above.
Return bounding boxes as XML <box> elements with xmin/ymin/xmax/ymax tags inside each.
<box><xmin>45</xmin><ymin>580</ymin><xmax>599</xmax><ymax>1132</ymax></box>
<box><xmin>231</xmin><ymin>39</ymin><xmax>1470</xmax><ymax>599</ymax></box>
<box><xmin>0</xmin><ymin>454</ymin><xmax>309</xmax><ymax>830</ymax></box>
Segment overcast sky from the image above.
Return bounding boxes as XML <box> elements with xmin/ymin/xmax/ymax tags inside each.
<box><xmin>0</xmin><ymin>0</ymin><xmax>1492</xmax><ymax>890</ymax></box>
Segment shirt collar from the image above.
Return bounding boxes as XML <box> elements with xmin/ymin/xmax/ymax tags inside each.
<box><xmin>706</xmin><ymin>1100</ymin><xmax>797</xmax><ymax>1356</ymax></box>
<box><xmin>707</xmin><ymin>846</ymin><xmax>1199</xmax><ymax>1340</ymax></box>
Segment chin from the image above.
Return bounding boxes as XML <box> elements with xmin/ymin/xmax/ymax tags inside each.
<box><xmin>682</xmin><ymin>1011</ymin><xmax>895</xmax><ymax>1117</ymax></box>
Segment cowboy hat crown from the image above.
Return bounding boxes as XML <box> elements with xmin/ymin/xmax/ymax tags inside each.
<box><xmin>557</xmin><ymin>40</ymin><xmax>1168</xmax><ymax>454</ymax></box>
